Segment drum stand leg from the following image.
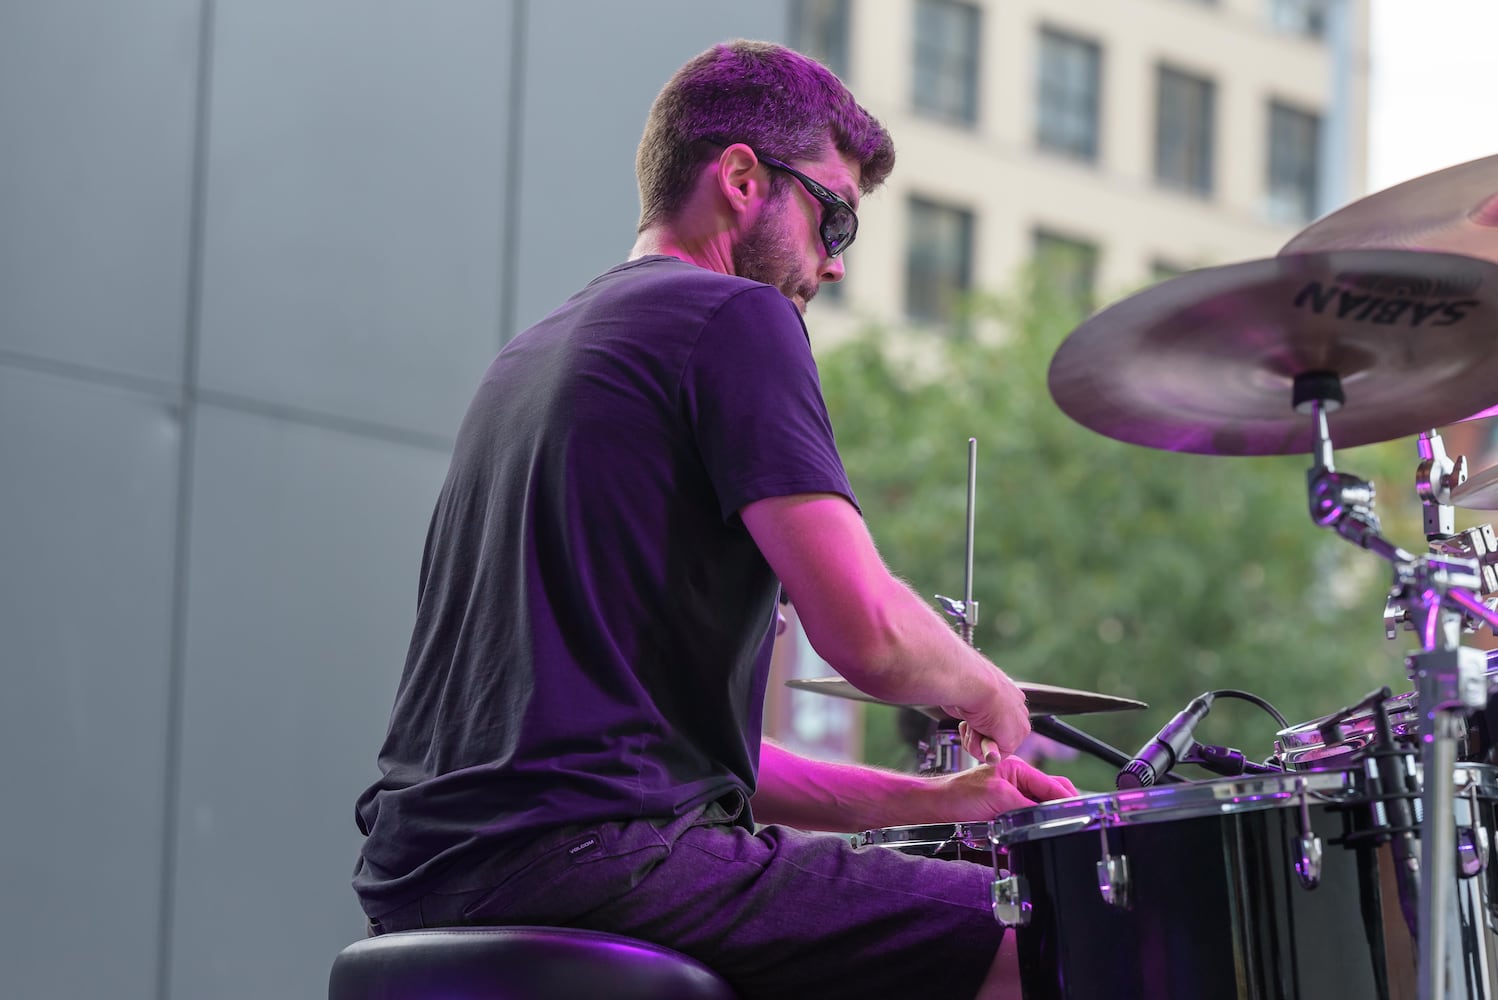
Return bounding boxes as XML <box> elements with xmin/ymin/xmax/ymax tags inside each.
<box><xmin>1412</xmin><ymin>643</ymin><xmax>1490</xmax><ymax>1000</ymax></box>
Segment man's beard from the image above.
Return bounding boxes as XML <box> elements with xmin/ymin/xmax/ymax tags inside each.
<box><xmin>732</xmin><ymin>202</ymin><xmax>819</xmax><ymax>308</ymax></box>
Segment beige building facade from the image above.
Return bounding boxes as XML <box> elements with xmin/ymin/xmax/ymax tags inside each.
<box><xmin>768</xmin><ymin>0</ymin><xmax>1372</xmax><ymax>763</ymax></box>
<box><xmin>793</xmin><ymin>0</ymin><xmax>1371</xmax><ymax>340</ymax></box>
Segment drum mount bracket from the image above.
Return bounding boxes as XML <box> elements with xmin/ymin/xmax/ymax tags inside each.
<box><xmin>1296</xmin><ymin>377</ymin><xmax>1493</xmax><ymax>638</ymax></box>
<box><xmin>1408</xmin><ymin>647</ymin><xmax>1489</xmax><ymax>723</ymax></box>
<box><xmin>1415</xmin><ymin>428</ymin><xmax>1466</xmax><ymax>540</ymax></box>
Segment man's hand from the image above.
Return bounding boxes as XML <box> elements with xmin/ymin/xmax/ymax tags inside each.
<box><xmin>944</xmin><ymin>670</ymin><xmax>1031</xmax><ymax>760</ymax></box>
<box><xmin>935</xmin><ymin>756</ymin><xmax>1079</xmax><ymax>821</ymax></box>
<box><xmin>754</xmin><ymin>739</ymin><xmax>1077</xmax><ymax>833</ymax></box>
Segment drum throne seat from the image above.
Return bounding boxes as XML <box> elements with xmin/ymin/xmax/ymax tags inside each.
<box><xmin>328</xmin><ymin>926</ymin><xmax>737</xmax><ymax>1000</ymax></box>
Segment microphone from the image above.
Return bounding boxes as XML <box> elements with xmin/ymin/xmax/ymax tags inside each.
<box><xmin>1116</xmin><ymin>692</ymin><xmax>1216</xmax><ymax>789</ymax></box>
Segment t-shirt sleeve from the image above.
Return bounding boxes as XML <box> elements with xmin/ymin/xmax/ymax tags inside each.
<box><xmin>681</xmin><ymin>285</ymin><xmax>858</xmax><ymax>521</ymax></box>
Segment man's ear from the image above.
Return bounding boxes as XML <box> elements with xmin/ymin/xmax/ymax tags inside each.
<box><xmin>715</xmin><ymin>143</ymin><xmax>769</xmax><ymax>218</ymax></box>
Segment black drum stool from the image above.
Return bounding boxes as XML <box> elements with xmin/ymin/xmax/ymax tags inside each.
<box><xmin>328</xmin><ymin>926</ymin><xmax>737</xmax><ymax>1000</ymax></box>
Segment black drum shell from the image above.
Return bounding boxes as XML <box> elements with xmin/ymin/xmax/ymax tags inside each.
<box><xmin>993</xmin><ymin>766</ymin><xmax>1498</xmax><ymax>1000</ymax></box>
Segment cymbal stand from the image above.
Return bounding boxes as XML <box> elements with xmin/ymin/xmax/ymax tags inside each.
<box><xmin>931</xmin><ymin>440</ymin><xmax>1139</xmax><ymax>775</ymax></box>
<box><xmin>1298</xmin><ymin>372</ymin><xmax>1494</xmax><ymax>1000</ymax></box>
<box><xmin>936</xmin><ymin>437</ymin><xmax>981</xmax><ymax>647</ymax></box>
<box><xmin>928</xmin><ymin>438</ymin><xmax>981</xmax><ymax>775</ymax></box>
<box><xmin>1411</xmin><ymin>429</ymin><xmax>1498</xmax><ymax>640</ymax></box>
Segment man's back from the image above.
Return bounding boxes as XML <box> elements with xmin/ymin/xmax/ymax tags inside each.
<box><xmin>352</xmin><ymin>256</ymin><xmax>853</xmax><ymax>915</ymax></box>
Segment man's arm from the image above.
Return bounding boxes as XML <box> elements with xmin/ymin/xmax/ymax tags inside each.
<box><xmin>740</xmin><ymin>492</ymin><xmax>1031</xmax><ymax>755</ymax></box>
<box><xmin>753</xmin><ymin>740</ymin><xmax>1077</xmax><ymax>833</ymax></box>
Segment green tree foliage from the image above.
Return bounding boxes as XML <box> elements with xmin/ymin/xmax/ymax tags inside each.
<box><xmin>816</xmin><ymin>277</ymin><xmax>1444</xmax><ymax>792</ymax></box>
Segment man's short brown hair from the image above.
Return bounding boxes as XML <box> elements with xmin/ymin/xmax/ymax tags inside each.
<box><xmin>635</xmin><ymin>40</ymin><xmax>895</xmax><ymax>231</ymax></box>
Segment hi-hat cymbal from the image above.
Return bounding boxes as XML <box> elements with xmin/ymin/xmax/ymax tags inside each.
<box><xmin>1047</xmin><ymin>249</ymin><xmax>1498</xmax><ymax>456</ymax></box>
<box><xmin>1452</xmin><ymin>463</ymin><xmax>1498</xmax><ymax>509</ymax></box>
<box><xmin>786</xmin><ymin>676</ymin><xmax>1147</xmax><ymax>719</ymax></box>
<box><xmin>1281</xmin><ymin>154</ymin><xmax>1498</xmax><ymax>264</ymax></box>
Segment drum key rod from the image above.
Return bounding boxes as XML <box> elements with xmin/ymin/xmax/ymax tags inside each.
<box><xmin>1293</xmin><ymin>777</ymin><xmax>1323</xmax><ymax>890</ymax></box>
<box><xmin>1458</xmin><ymin>781</ymin><xmax>1489</xmax><ymax>879</ymax></box>
<box><xmin>991</xmin><ymin>868</ymin><xmax>1031</xmax><ymax>928</ymax></box>
<box><xmin>990</xmin><ymin>811</ymin><xmax>1031</xmax><ymax>929</ymax></box>
<box><xmin>1095</xmin><ymin>810</ymin><xmax>1131</xmax><ymax>910</ymax></box>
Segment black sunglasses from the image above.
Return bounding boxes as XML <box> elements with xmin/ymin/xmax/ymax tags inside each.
<box><xmin>755</xmin><ymin>152</ymin><xmax>859</xmax><ymax>258</ymax></box>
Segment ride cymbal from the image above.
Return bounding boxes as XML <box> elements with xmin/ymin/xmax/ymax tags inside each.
<box><xmin>1281</xmin><ymin>154</ymin><xmax>1498</xmax><ymax>264</ymax></box>
<box><xmin>786</xmin><ymin>676</ymin><xmax>1147</xmax><ymax>719</ymax></box>
<box><xmin>1046</xmin><ymin>249</ymin><xmax>1498</xmax><ymax>456</ymax></box>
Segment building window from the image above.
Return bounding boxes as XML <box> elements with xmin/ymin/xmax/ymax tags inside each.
<box><xmin>1270</xmin><ymin>0</ymin><xmax>1328</xmax><ymax>39</ymax></box>
<box><xmin>1033</xmin><ymin>229</ymin><xmax>1098</xmax><ymax>316</ymax></box>
<box><xmin>790</xmin><ymin>0</ymin><xmax>851</xmax><ymax>79</ymax></box>
<box><xmin>913</xmin><ymin>0</ymin><xmax>981</xmax><ymax>125</ymax></box>
<box><xmin>907</xmin><ymin>197</ymin><xmax>975</xmax><ymax>324</ymax></box>
<box><xmin>1154</xmin><ymin>65</ymin><xmax>1215</xmax><ymax>197</ymax></box>
<box><xmin>1267</xmin><ymin>101</ymin><xmax>1321</xmax><ymax>223</ymax></box>
<box><xmin>1036</xmin><ymin>27</ymin><xmax>1102</xmax><ymax>162</ymax></box>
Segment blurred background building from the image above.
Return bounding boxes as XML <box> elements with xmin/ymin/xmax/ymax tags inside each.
<box><xmin>767</xmin><ymin>0</ymin><xmax>1369</xmax><ymax>762</ymax></box>
<box><xmin>0</xmin><ymin>1</ymin><xmax>1372</xmax><ymax>997</ymax></box>
<box><xmin>791</xmin><ymin>0</ymin><xmax>1367</xmax><ymax>338</ymax></box>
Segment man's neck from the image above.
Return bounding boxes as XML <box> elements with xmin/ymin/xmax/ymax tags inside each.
<box><xmin>629</xmin><ymin>229</ymin><xmax>734</xmax><ymax>276</ymax></box>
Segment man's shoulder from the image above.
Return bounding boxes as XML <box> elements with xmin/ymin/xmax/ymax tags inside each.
<box><xmin>596</xmin><ymin>257</ymin><xmax>785</xmax><ymax>312</ymax></box>
<box><xmin>507</xmin><ymin>257</ymin><xmax>803</xmax><ymax>357</ymax></box>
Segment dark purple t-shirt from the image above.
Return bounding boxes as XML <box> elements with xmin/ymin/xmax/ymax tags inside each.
<box><xmin>353</xmin><ymin>257</ymin><xmax>855</xmax><ymax>914</ymax></box>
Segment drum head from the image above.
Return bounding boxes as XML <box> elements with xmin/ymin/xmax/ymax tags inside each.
<box><xmin>992</xmin><ymin>770</ymin><xmax>1354</xmax><ymax>847</ymax></box>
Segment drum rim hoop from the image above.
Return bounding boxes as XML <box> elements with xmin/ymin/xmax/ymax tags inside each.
<box><xmin>853</xmin><ymin>821</ymin><xmax>990</xmax><ymax>848</ymax></box>
<box><xmin>991</xmin><ymin>763</ymin><xmax>1498</xmax><ymax>847</ymax></box>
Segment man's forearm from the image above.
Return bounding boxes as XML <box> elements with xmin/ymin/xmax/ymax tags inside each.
<box><xmin>740</xmin><ymin>493</ymin><xmax>1029</xmax><ymax>753</ymax></box>
<box><xmin>752</xmin><ymin>739</ymin><xmax>936</xmax><ymax>833</ymax></box>
<box><xmin>828</xmin><ymin>576</ymin><xmax>1007</xmax><ymax>712</ymax></box>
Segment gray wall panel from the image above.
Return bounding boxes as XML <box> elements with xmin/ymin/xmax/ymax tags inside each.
<box><xmin>2</xmin><ymin>5</ymin><xmax>804</xmax><ymax>998</ymax></box>
<box><xmin>196</xmin><ymin>0</ymin><xmax>512</xmax><ymax>439</ymax></box>
<box><xmin>510</xmin><ymin>1</ymin><xmax>789</xmax><ymax>334</ymax></box>
<box><xmin>168</xmin><ymin>405</ymin><xmax>447</xmax><ymax>1000</ymax></box>
<box><xmin>0</xmin><ymin>368</ymin><xmax>180</xmax><ymax>1000</ymax></box>
<box><xmin>0</xmin><ymin>0</ymin><xmax>200</xmax><ymax>383</ymax></box>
